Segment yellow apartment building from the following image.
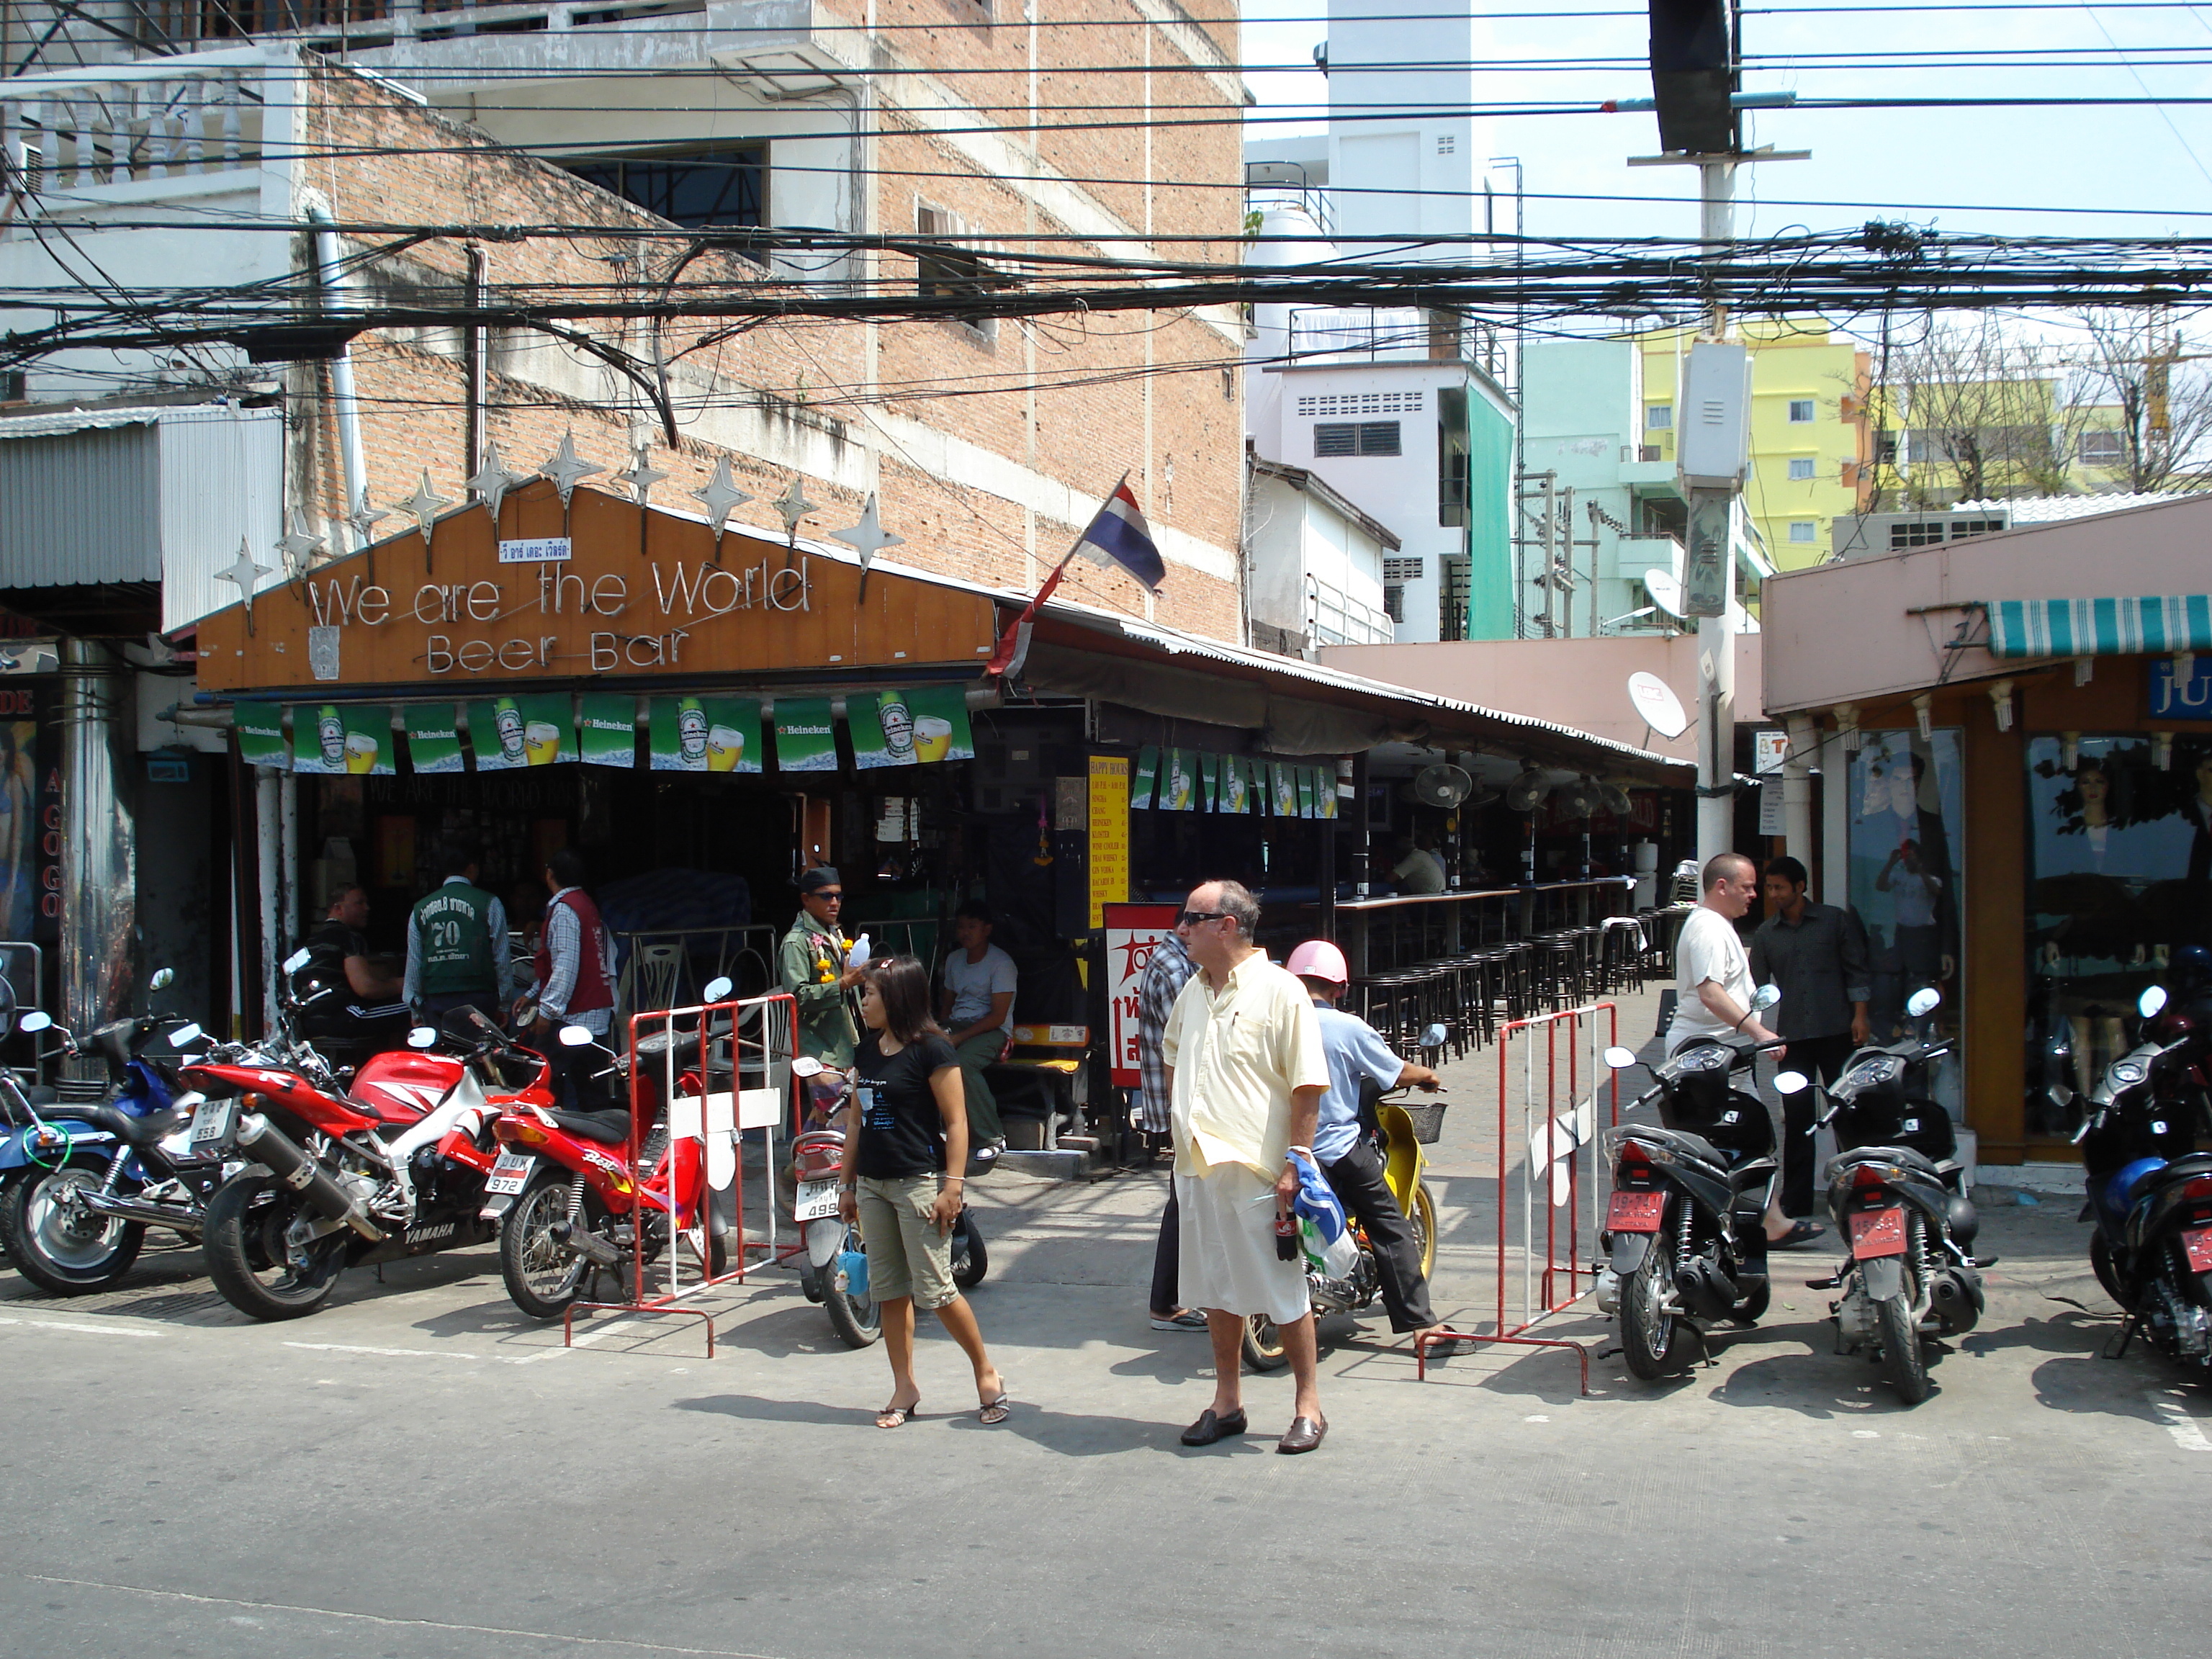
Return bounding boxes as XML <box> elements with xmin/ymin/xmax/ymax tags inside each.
<box><xmin>1633</xmin><ymin>324</ymin><xmax>1873</xmax><ymax>570</ymax></box>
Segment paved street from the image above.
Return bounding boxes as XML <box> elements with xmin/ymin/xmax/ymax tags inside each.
<box><xmin>3</xmin><ymin>992</ymin><xmax>2207</xmax><ymax>1658</ymax></box>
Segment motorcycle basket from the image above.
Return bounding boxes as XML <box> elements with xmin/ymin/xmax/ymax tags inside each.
<box><xmin>1397</xmin><ymin>1102</ymin><xmax>1447</xmax><ymax>1145</ymax></box>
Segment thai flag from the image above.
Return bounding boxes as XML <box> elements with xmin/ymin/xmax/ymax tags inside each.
<box><xmin>1076</xmin><ymin>480</ymin><xmax>1165</xmax><ymax>591</ymax></box>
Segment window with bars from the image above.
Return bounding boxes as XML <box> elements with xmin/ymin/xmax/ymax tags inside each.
<box><xmin>2079</xmin><ymin>429</ymin><xmax>2126</xmax><ymax>464</ymax></box>
<box><xmin>1382</xmin><ymin>584</ymin><xmax>1406</xmax><ymax>624</ymax></box>
<box><xmin>1295</xmin><ymin>391</ymin><xmax>1424</xmax><ymax>417</ymax></box>
<box><xmin>1315</xmin><ymin>421</ymin><xmax>1401</xmax><ymax>457</ymax></box>
<box><xmin>915</xmin><ymin>202</ymin><xmax>997</xmax><ymax>344</ymax></box>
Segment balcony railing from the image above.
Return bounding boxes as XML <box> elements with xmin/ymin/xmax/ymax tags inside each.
<box><xmin>3</xmin><ymin>57</ymin><xmax>264</xmax><ymax>192</ymax></box>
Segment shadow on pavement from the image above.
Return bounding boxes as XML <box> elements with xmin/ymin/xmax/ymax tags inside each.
<box><xmin>674</xmin><ymin>1390</ymin><xmax>1171</xmax><ymax>1457</ymax></box>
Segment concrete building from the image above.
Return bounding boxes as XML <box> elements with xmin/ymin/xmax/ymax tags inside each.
<box><xmin>1244</xmin><ymin>454</ymin><xmax>1397</xmax><ymax>658</ymax></box>
<box><xmin>1637</xmin><ymin>323</ymin><xmax>1872</xmax><ymax>570</ymax></box>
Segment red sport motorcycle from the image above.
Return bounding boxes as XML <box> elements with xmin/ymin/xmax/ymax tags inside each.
<box><xmin>482</xmin><ymin>978</ymin><xmax>737</xmax><ymax>1319</ymax></box>
<box><xmin>182</xmin><ymin>972</ymin><xmax>552</xmax><ymax>1321</ymax></box>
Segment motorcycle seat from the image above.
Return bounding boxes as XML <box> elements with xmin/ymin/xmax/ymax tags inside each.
<box><xmin>1621</xmin><ymin>1125</ymin><xmax>1727</xmax><ymax>1169</ymax></box>
<box><xmin>1834</xmin><ymin>1143</ymin><xmax>1943</xmax><ymax>1179</ymax></box>
<box><xmin>544</xmin><ymin>1107</ymin><xmax>633</xmax><ymax>1146</ymax></box>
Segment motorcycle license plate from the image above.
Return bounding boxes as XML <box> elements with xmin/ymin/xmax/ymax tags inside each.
<box><xmin>794</xmin><ymin>1177</ymin><xmax>843</xmax><ymax>1223</ymax></box>
<box><xmin>1850</xmin><ymin>1207</ymin><xmax>1908</xmax><ymax>1259</ymax></box>
<box><xmin>2185</xmin><ymin>1226</ymin><xmax>2212</xmax><ymax>1274</ymax></box>
<box><xmin>484</xmin><ymin>1151</ymin><xmax>536</xmax><ymax>1197</ymax></box>
<box><xmin>1606</xmin><ymin>1190</ymin><xmax>1667</xmax><ymax>1233</ymax></box>
<box><xmin>189</xmin><ymin>1100</ymin><xmax>235</xmax><ymax>1150</ymax></box>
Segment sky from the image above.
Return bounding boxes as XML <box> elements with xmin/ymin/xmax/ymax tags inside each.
<box><xmin>1237</xmin><ymin>1</ymin><xmax>2212</xmax><ymax>253</ymax></box>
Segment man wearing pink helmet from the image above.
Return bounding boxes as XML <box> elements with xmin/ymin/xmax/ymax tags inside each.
<box><xmin>1287</xmin><ymin>938</ymin><xmax>1457</xmax><ymax>1356</ymax></box>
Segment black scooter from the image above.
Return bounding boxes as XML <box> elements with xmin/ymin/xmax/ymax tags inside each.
<box><xmin>2070</xmin><ymin>980</ymin><xmax>2212</xmax><ymax>1377</ymax></box>
<box><xmin>1599</xmin><ymin>985</ymin><xmax>1788</xmax><ymax>1380</ymax></box>
<box><xmin>1784</xmin><ymin>986</ymin><xmax>1987</xmax><ymax>1406</ymax></box>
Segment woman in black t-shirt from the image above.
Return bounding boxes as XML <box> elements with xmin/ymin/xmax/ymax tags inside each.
<box><xmin>838</xmin><ymin>954</ymin><xmax>1009</xmax><ymax>1429</ymax></box>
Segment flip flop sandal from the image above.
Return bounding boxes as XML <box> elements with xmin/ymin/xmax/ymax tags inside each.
<box><xmin>876</xmin><ymin>1400</ymin><xmax>920</xmax><ymax>1429</ymax></box>
<box><xmin>1150</xmin><ymin>1309</ymin><xmax>1208</xmax><ymax>1331</ymax></box>
<box><xmin>1768</xmin><ymin>1219</ymin><xmax>1827</xmax><ymax>1250</ymax></box>
<box><xmin>978</xmin><ymin>1389</ymin><xmax>1011</xmax><ymax>1426</ymax></box>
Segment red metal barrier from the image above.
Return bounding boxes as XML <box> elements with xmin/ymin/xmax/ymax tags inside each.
<box><xmin>562</xmin><ymin>989</ymin><xmax>800</xmax><ymax>1357</ymax></box>
<box><xmin>1417</xmin><ymin>1001</ymin><xmax>1620</xmax><ymax>1392</ymax></box>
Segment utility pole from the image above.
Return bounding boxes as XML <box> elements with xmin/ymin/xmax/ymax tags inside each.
<box><xmin>1626</xmin><ymin>0</ymin><xmax>1804</xmax><ymax>865</ymax></box>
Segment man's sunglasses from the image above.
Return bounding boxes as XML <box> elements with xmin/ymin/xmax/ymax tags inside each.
<box><xmin>1179</xmin><ymin>909</ymin><xmax>1228</xmax><ymax>927</ymax></box>
<box><xmin>810</xmin><ymin>891</ymin><xmax>844</xmax><ymax>902</ymax></box>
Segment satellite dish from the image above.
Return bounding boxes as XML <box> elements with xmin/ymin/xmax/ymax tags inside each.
<box><xmin>1410</xmin><ymin>763</ymin><xmax>1474</xmax><ymax>808</ymax></box>
<box><xmin>1505</xmin><ymin>763</ymin><xmax>1552</xmax><ymax>812</ymax></box>
<box><xmin>1627</xmin><ymin>672</ymin><xmax>1689</xmax><ymax>740</ymax></box>
<box><xmin>1642</xmin><ymin>568</ymin><xmax>1685</xmax><ymax>619</ymax></box>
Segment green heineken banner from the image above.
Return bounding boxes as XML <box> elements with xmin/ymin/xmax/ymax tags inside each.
<box><xmin>292</xmin><ymin>703</ymin><xmax>393</xmax><ymax>776</ymax></box>
<box><xmin>469</xmin><ymin>694</ymin><xmax>575</xmax><ymax>770</ymax></box>
<box><xmin>236</xmin><ymin>704</ymin><xmax>289</xmax><ymax>770</ymax></box>
<box><xmin>1131</xmin><ymin>746</ymin><xmax>1159</xmax><ymax>809</ymax></box>
<box><xmin>1220</xmin><ymin>755</ymin><xmax>1251</xmax><ymax>815</ymax></box>
<box><xmin>403</xmin><ymin>704</ymin><xmax>464</xmax><ymax>775</ymax></box>
<box><xmin>1319</xmin><ymin>768</ymin><xmax>1340</xmax><ymax>820</ymax></box>
<box><xmin>773</xmin><ymin>697</ymin><xmax>839</xmax><ymax>773</ymax></box>
<box><xmin>852</xmin><ymin>685</ymin><xmax>976</xmax><ymax>769</ymax></box>
<box><xmin>1198</xmin><ymin>752</ymin><xmax>1220</xmax><ymax>811</ymax></box>
<box><xmin>1295</xmin><ymin>767</ymin><xmax>1316</xmax><ymax>819</ymax></box>
<box><xmin>1161</xmin><ymin>747</ymin><xmax>1197</xmax><ymax>811</ymax></box>
<box><xmin>578</xmin><ymin>695</ymin><xmax>639</xmax><ymax>769</ymax></box>
<box><xmin>648</xmin><ymin>696</ymin><xmax>760</xmax><ymax>773</ymax></box>
<box><xmin>1271</xmin><ymin>761</ymin><xmax>1300</xmax><ymax>818</ymax></box>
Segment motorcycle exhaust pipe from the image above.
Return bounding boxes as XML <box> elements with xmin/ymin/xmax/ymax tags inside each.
<box><xmin>233</xmin><ymin>1112</ymin><xmax>385</xmax><ymax>1241</ymax></box>
<box><xmin>547</xmin><ymin>1219</ymin><xmax>625</xmax><ymax>1269</ymax></box>
<box><xmin>78</xmin><ymin>1192</ymin><xmax>202</xmax><ymax>1232</ymax></box>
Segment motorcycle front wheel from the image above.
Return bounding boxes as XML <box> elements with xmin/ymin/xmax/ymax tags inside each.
<box><xmin>500</xmin><ymin>1174</ymin><xmax>595</xmax><ymax>1320</ymax></box>
<box><xmin>822</xmin><ymin>1231</ymin><xmax>881</xmax><ymax>1349</ymax></box>
<box><xmin>2090</xmin><ymin>1230</ymin><xmax>2132</xmax><ymax>1309</ymax></box>
<box><xmin>1619</xmin><ymin>1210</ymin><xmax>1696</xmax><ymax>1380</ymax></box>
<box><xmin>1410</xmin><ymin>1183</ymin><xmax>1437</xmax><ymax>1280</ymax></box>
<box><xmin>202</xmin><ymin>1175</ymin><xmax>344</xmax><ymax>1321</ymax></box>
<box><xmin>951</xmin><ymin>1209</ymin><xmax>988</xmax><ymax>1290</ymax></box>
<box><xmin>0</xmin><ymin>1155</ymin><xmax>145</xmax><ymax>1295</ymax></box>
<box><xmin>1241</xmin><ymin>1313</ymin><xmax>1288</xmax><ymax>1372</ymax></box>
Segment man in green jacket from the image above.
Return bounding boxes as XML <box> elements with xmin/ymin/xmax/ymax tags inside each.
<box><xmin>405</xmin><ymin>839</ymin><xmax>509</xmax><ymax>1027</ymax></box>
<box><xmin>778</xmin><ymin>865</ymin><xmax>860</xmax><ymax>1069</ymax></box>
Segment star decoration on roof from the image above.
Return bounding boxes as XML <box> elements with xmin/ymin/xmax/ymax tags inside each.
<box><xmin>830</xmin><ymin>493</ymin><xmax>903</xmax><ymax>574</ymax></box>
<box><xmin>216</xmin><ymin>537</ymin><xmax>271</xmax><ymax>630</ymax></box>
<box><xmin>346</xmin><ymin>492</ymin><xmax>390</xmax><ymax>552</ymax></box>
<box><xmin>539</xmin><ymin>429</ymin><xmax>603</xmax><ymax>508</ymax></box>
<box><xmin>773</xmin><ymin>474</ymin><xmax>817</xmax><ymax>539</ymax></box>
<box><xmin>395</xmin><ymin>470</ymin><xmax>453</xmax><ymax>539</ymax></box>
<box><xmin>466</xmin><ymin>442</ymin><xmax>531</xmax><ymax>523</ymax></box>
<box><xmin>688</xmin><ymin>455</ymin><xmax>752</xmax><ymax>529</ymax></box>
<box><xmin>613</xmin><ymin>449</ymin><xmax>670</xmax><ymax>508</ymax></box>
<box><xmin>274</xmin><ymin>515</ymin><xmax>327</xmax><ymax>583</ymax></box>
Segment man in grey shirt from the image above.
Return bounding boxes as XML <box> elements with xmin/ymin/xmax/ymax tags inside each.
<box><xmin>1749</xmin><ymin>855</ymin><xmax>1872</xmax><ymax>1218</ymax></box>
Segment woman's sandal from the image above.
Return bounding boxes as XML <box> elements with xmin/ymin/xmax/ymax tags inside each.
<box><xmin>977</xmin><ymin>1383</ymin><xmax>1011</xmax><ymax>1426</ymax></box>
<box><xmin>876</xmin><ymin>1399</ymin><xmax>920</xmax><ymax>1429</ymax></box>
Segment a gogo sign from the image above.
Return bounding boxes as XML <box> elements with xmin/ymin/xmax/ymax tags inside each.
<box><xmin>1102</xmin><ymin>903</ymin><xmax>1181</xmax><ymax>1089</ymax></box>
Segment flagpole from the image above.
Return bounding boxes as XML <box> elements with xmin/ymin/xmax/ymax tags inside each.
<box><xmin>984</xmin><ymin>469</ymin><xmax>1130</xmax><ymax>679</ymax></box>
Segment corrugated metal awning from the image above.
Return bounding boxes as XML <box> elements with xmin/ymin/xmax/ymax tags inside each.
<box><xmin>1988</xmin><ymin>595</ymin><xmax>2212</xmax><ymax>660</ymax></box>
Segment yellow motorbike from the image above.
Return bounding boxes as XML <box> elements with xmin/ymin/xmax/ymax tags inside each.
<box><xmin>1242</xmin><ymin>1022</ymin><xmax>1448</xmax><ymax>1370</ymax></box>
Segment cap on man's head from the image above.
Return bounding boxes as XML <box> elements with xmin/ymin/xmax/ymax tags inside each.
<box><xmin>798</xmin><ymin>866</ymin><xmax>843</xmax><ymax>895</ymax></box>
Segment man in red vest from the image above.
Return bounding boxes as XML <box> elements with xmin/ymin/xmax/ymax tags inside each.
<box><xmin>523</xmin><ymin>847</ymin><xmax>617</xmax><ymax>1110</ymax></box>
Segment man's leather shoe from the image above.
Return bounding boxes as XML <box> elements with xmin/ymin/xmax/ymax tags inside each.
<box><xmin>1276</xmin><ymin>1415</ymin><xmax>1327</xmax><ymax>1455</ymax></box>
<box><xmin>1180</xmin><ymin>1408</ymin><xmax>1247</xmax><ymax>1447</ymax></box>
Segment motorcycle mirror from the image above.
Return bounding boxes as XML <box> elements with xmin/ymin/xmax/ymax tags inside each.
<box><xmin>1772</xmin><ymin>1070</ymin><xmax>1811</xmax><ymax>1095</ymax></box>
<box><xmin>148</xmin><ymin>968</ymin><xmax>175</xmax><ymax>992</ymax></box>
<box><xmin>1418</xmin><ymin>1022</ymin><xmax>1448</xmax><ymax>1051</ymax></box>
<box><xmin>2139</xmin><ymin>984</ymin><xmax>2170</xmax><ymax>1020</ymax></box>
<box><xmin>2049</xmin><ymin>1082</ymin><xmax>2076</xmax><ymax>1107</ymax></box>
<box><xmin>1906</xmin><ymin>986</ymin><xmax>1943</xmax><ymax>1018</ymax></box>
<box><xmin>407</xmin><ymin>1025</ymin><xmax>439</xmax><ymax>1049</ymax></box>
<box><xmin>1602</xmin><ymin>1045</ymin><xmax>1638</xmax><ymax>1071</ymax></box>
<box><xmin>16</xmin><ymin>1010</ymin><xmax>50</xmax><ymax>1034</ymax></box>
<box><xmin>701</xmin><ymin>975</ymin><xmax>734</xmax><ymax>1004</ymax></box>
<box><xmin>791</xmin><ymin>1056</ymin><xmax>824</xmax><ymax>1077</ymax></box>
<box><xmin>168</xmin><ymin>1022</ymin><xmax>203</xmax><ymax>1048</ymax></box>
<box><xmin>282</xmin><ymin>948</ymin><xmax>313</xmax><ymax>976</ymax></box>
<box><xmin>558</xmin><ymin>1024</ymin><xmax>596</xmax><ymax>1048</ymax></box>
<box><xmin>1751</xmin><ymin>983</ymin><xmax>1782</xmax><ymax>1012</ymax></box>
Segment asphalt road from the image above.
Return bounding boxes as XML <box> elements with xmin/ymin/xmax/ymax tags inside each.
<box><xmin>3</xmin><ymin>1000</ymin><xmax>2207</xmax><ymax>1658</ymax></box>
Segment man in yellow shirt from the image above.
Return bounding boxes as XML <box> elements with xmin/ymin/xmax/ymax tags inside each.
<box><xmin>1161</xmin><ymin>878</ymin><xmax>1332</xmax><ymax>1455</ymax></box>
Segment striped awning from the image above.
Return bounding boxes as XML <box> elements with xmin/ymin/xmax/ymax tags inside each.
<box><xmin>1988</xmin><ymin>595</ymin><xmax>2212</xmax><ymax>660</ymax></box>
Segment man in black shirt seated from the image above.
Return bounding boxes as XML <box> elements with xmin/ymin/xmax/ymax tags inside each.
<box><xmin>294</xmin><ymin>885</ymin><xmax>410</xmax><ymax>1066</ymax></box>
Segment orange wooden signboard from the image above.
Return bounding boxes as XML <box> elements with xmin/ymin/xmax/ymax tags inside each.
<box><xmin>194</xmin><ymin>482</ymin><xmax>1000</xmax><ymax>695</ymax></box>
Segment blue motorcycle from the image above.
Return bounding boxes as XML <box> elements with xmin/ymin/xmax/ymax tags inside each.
<box><xmin>2069</xmin><ymin>975</ymin><xmax>2212</xmax><ymax>1377</ymax></box>
<box><xmin>0</xmin><ymin>970</ymin><xmax>222</xmax><ymax>1295</ymax></box>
